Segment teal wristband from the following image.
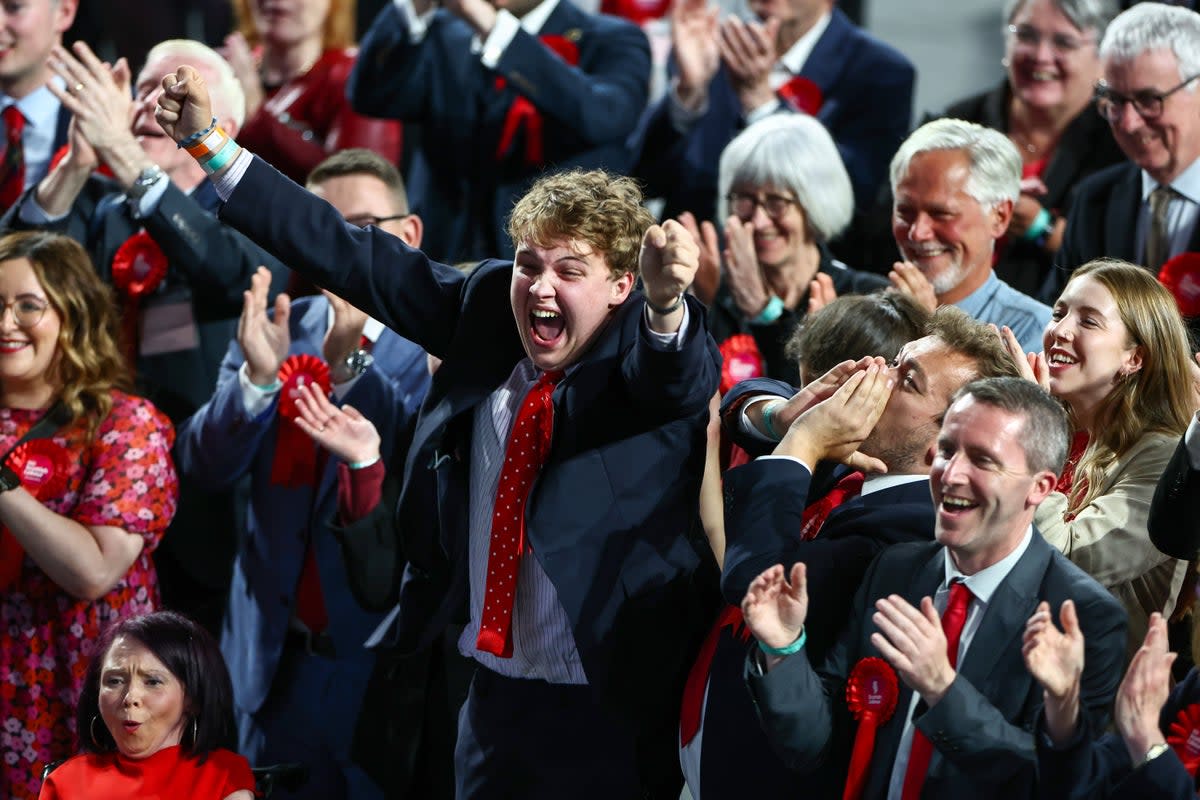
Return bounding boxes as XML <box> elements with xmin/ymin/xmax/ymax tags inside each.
<box><xmin>349</xmin><ymin>456</ymin><xmax>381</xmax><ymax>470</ymax></box>
<box><xmin>761</xmin><ymin>400</ymin><xmax>784</xmax><ymax>441</ymax></box>
<box><xmin>201</xmin><ymin>137</ymin><xmax>239</xmax><ymax>174</ymax></box>
<box><xmin>758</xmin><ymin>628</ymin><xmax>806</xmax><ymax>657</ymax></box>
<box><xmin>1022</xmin><ymin>207</ymin><xmax>1052</xmax><ymax>242</ymax></box>
<box><xmin>751</xmin><ymin>295</ymin><xmax>785</xmax><ymax>325</ymax></box>
<box><xmin>252</xmin><ymin>378</ymin><xmax>282</xmax><ymax>393</ymax></box>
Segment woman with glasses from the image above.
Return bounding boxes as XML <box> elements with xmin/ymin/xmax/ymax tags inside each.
<box><xmin>933</xmin><ymin>0</ymin><xmax>1124</xmax><ymax>299</ymax></box>
<box><xmin>0</xmin><ymin>232</ymin><xmax>178</xmax><ymax>800</ymax></box>
<box><xmin>701</xmin><ymin>114</ymin><xmax>887</xmax><ymax>388</ymax></box>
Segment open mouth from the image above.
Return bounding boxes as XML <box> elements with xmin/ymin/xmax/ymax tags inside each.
<box><xmin>1046</xmin><ymin>350</ymin><xmax>1078</xmax><ymax>371</ymax></box>
<box><xmin>529</xmin><ymin>309</ymin><xmax>564</xmax><ymax>346</ymax></box>
<box><xmin>122</xmin><ymin>721</ymin><xmax>141</xmax><ymax>733</ymax></box>
<box><xmin>0</xmin><ymin>340</ymin><xmax>29</xmax><ymax>353</ymax></box>
<box><xmin>940</xmin><ymin>496</ymin><xmax>978</xmax><ymax>515</ymax></box>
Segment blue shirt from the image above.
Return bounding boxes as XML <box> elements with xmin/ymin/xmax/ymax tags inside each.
<box><xmin>955</xmin><ymin>270</ymin><xmax>1051</xmax><ymax>353</ymax></box>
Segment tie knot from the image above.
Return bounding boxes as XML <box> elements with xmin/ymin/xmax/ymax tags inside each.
<box><xmin>948</xmin><ymin>579</ymin><xmax>973</xmax><ymax>608</ymax></box>
<box><xmin>537</xmin><ymin>369</ymin><xmax>565</xmax><ymax>388</ymax></box>
<box><xmin>1150</xmin><ymin>183</ymin><xmax>1177</xmax><ymax>210</ymax></box>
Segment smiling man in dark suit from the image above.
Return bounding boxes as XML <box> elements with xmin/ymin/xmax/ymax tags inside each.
<box><xmin>741</xmin><ymin>377</ymin><xmax>1127</xmax><ymax>800</ymax></box>
<box><xmin>346</xmin><ymin>0</ymin><xmax>651</xmax><ymax>263</ymax></box>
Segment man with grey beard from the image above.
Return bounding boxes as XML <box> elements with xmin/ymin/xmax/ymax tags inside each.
<box><xmin>887</xmin><ymin>118</ymin><xmax>1052</xmax><ymax>353</ymax></box>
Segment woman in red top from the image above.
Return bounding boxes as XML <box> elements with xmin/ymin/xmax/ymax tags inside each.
<box><xmin>38</xmin><ymin>611</ymin><xmax>255</xmax><ymax>800</ymax></box>
<box><xmin>223</xmin><ymin>0</ymin><xmax>403</xmax><ymax>185</ymax></box>
<box><xmin>0</xmin><ymin>233</ymin><xmax>178</xmax><ymax>800</ymax></box>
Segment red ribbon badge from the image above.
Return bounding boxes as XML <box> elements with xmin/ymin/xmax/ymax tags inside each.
<box><xmin>494</xmin><ymin>35</ymin><xmax>580</xmax><ymax>167</ymax></box>
<box><xmin>111</xmin><ymin>230</ymin><xmax>168</xmax><ymax>370</ymax></box>
<box><xmin>842</xmin><ymin>657</ymin><xmax>899</xmax><ymax>800</ymax></box>
<box><xmin>1167</xmin><ymin>702</ymin><xmax>1200</xmax><ymax>776</ymax></box>
<box><xmin>599</xmin><ymin>0</ymin><xmax>669</xmax><ymax>25</ymax></box>
<box><xmin>0</xmin><ymin>439</ymin><xmax>71</xmax><ymax>590</ymax></box>
<box><xmin>1158</xmin><ymin>253</ymin><xmax>1200</xmax><ymax>318</ymax></box>
<box><xmin>718</xmin><ymin>333</ymin><xmax>765</xmax><ymax>394</ymax></box>
<box><xmin>270</xmin><ymin>354</ymin><xmax>332</xmax><ymax>488</ymax></box>
<box><xmin>777</xmin><ymin>76</ymin><xmax>823</xmax><ymax>116</ymax></box>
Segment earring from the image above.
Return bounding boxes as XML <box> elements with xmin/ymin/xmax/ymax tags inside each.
<box><xmin>191</xmin><ymin>717</ymin><xmax>198</xmax><ymax>745</ymax></box>
<box><xmin>89</xmin><ymin>715</ymin><xmax>103</xmax><ymax>748</ymax></box>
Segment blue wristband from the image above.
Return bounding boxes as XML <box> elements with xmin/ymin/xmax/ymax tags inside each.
<box><xmin>349</xmin><ymin>456</ymin><xmax>381</xmax><ymax>470</ymax></box>
<box><xmin>761</xmin><ymin>400</ymin><xmax>784</xmax><ymax>440</ymax></box>
<box><xmin>1022</xmin><ymin>207</ymin><xmax>1053</xmax><ymax>242</ymax></box>
<box><xmin>177</xmin><ymin>117</ymin><xmax>218</xmax><ymax>149</ymax></box>
<box><xmin>757</xmin><ymin>628</ymin><xmax>806</xmax><ymax>657</ymax></box>
<box><xmin>751</xmin><ymin>295</ymin><xmax>785</xmax><ymax>325</ymax></box>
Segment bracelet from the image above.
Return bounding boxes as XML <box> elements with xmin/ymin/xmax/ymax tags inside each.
<box><xmin>200</xmin><ymin>137</ymin><xmax>239</xmax><ymax>175</ymax></box>
<box><xmin>646</xmin><ymin>293</ymin><xmax>684</xmax><ymax>315</ymax></box>
<box><xmin>761</xmin><ymin>400</ymin><xmax>785</xmax><ymax>441</ymax></box>
<box><xmin>251</xmin><ymin>377</ymin><xmax>282</xmax><ymax>393</ymax></box>
<box><xmin>757</xmin><ymin>628</ymin><xmax>806</xmax><ymax>657</ymax></box>
<box><xmin>1022</xmin><ymin>207</ymin><xmax>1053</xmax><ymax>242</ymax></box>
<box><xmin>751</xmin><ymin>295</ymin><xmax>785</xmax><ymax>325</ymax></box>
<box><xmin>184</xmin><ymin>124</ymin><xmax>229</xmax><ymax>160</ymax></box>
<box><xmin>177</xmin><ymin>117</ymin><xmax>217</xmax><ymax>149</ymax></box>
<box><xmin>349</xmin><ymin>456</ymin><xmax>381</xmax><ymax>470</ymax></box>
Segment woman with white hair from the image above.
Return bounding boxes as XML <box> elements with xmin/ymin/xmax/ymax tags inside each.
<box><xmin>700</xmin><ymin>114</ymin><xmax>887</xmax><ymax>389</ymax></box>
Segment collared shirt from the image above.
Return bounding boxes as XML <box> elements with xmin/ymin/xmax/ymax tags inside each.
<box><xmin>394</xmin><ymin>0</ymin><xmax>560</xmax><ymax>68</ymax></box>
<box><xmin>954</xmin><ymin>270</ymin><xmax>1050</xmax><ymax>353</ymax></box>
<box><xmin>1136</xmin><ymin>158</ymin><xmax>1200</xmax><ymax>266</ymax></box>
<box><xmin>884</xmin><ymin>526</ymin><xmax>1035</xmax><ymax>800</ymax></box>
<box><xmin>1</xmin><ymin>82</ymin><xmax>63</xmax><ymax>191</ymax></box>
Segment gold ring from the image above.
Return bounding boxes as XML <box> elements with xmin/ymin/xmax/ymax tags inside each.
<box><xmin>318</xmin><ymin>425</ymin><xmax>326</xmax><ymax>433</ymax></box>
<box><xmin>73</xmin><ymin>83</ymin><xmax>83</xmax><ymax>93</ymax></box>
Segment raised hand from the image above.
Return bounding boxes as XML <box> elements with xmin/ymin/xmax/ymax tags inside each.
<box><xmin>871</xmin><ymin>595</ymin><xmax>956</xmax><ymax>706</ymax></box>
<box><xmin>994</xmin><ymin>324</ymin><xmax>1049</xmax><ymax>390</ymax></box>
<box><xmin>718</xmin><ymin>16</ymin><xmax>779</xmax><ymax>113</ymax></box>
<box><xmin>155</xmin><ymin>64</ymin><xmax>216</xmax><ymax>145</ymax></box>
<box><xmin>671</xmin><ymin>0</ymin><xmax>720</xmax><ymax>110</ymax></box>
<box><xmin>758</xmin><ymin>356</ymin><xmax>884</xmax><ymax>436</ymax></box>
<box><xmin>1022</xmin><ymin>600</ymin><xmax>1084</xmax><ymax>745</ymax></box>
<box><xmin>219</xmin><ymin>32</ymin><xmax>265</xmax><ymax>118</ymax></box>
<box><xmin>640</xmin><ymin>218</ymin><xmax>699</xmax><ymax>327</ymax></box>
<box><xmin>238</xmin><ymin>266</ymin><xmax>291</xmax><ymax>387</ymax></box>
<box><xmin>888</xmin><ymin>261</ymin><xmax>938</xmax><ymax>313</ymax></box>
<box><xmin>774</xmin><ymin>361</ymin><xmax>892</xmax><ymax>472</ymax></box>
<box><xmin>292</xmin><ymin>382</ymin><xmax>382</xmax><ymax>465</ymax></box>
<box><xmin>1115</xmin><ymin>613</ymin><xmax>1175</xmax><ymax>765</ymax></box>
<box><xmin>677</xmin><ymin>211</ymin><xmax>720</xmax><ymax>306</ymax></box>
<box><xmin>807</xmin><ymin>272</ymin><xmax>837</xmax><ymax>315</ymax></box>
<box><xmin>724</xmin><ymin>215</ymin><xmax>770</xmax><ymax>318</ymax></box>
<box><xmin>47</xmin><ymin>43</ymin><xmax>135</xmax><ymax>156</ymax></box>
<box><xmin>742</xmin><ymin>562</ymin><xmax>808</xmax><ymax>652</ymax></box>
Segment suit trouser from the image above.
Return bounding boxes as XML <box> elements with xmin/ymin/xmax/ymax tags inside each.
<box><xmin>454</xmin><ymin>667</ymin><xmax>642</xmax><ymax>799</ymax></box>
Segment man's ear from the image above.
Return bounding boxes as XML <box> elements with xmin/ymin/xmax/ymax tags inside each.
<box><xmin>990</xmin><ymin>197</ymin><xmax>1014</xmax><ymax>239</ymax></box>
<box><xmin>398</xmin><ymin>213</ymin><xmax>423</xmax><ymax>250</ymax></box>
<box><xmin>1026</xmin><ymin>468</ymin><xmax>1058</xmax><ymax>508</ymax></box>
<box><xmin>610</xmin><ymin>270</ymin><xmax>634</xmax><ymax>307</ymax></box>
<box><xmin>55</xmin><ymin>0</ymin><xmax>79</xmax><ymax>33</ymax></box>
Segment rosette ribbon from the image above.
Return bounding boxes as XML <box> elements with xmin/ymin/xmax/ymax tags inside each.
<box><xmin>270</xmin><ymin>354</ymin><xmax>332</xmax><ymax>488</ymax></box>
<box><xmin>0</xmin><ymin>439</ymin><xmax>71</xmax><ymax>590</ymax></box>
<box><xmin>494</xmin><ymin>35</ymin><xmax>580</xmax><ymax>167</ymax></box>
<box><xmin>718</xmin><ymin>333</ymin><xmax>765</xmax><ymax>394</ymax></box>
<box><xmin>842</xmin><ymin>657</ymin><xmax>899</xmax><ymax>800</ymax></box>
<box><xmin>778</xmin><ymin>76</ymin><xmax>823</xmax><ymax>115</ymax></box>
<box><xmin>1159</xmin><ymin>253</ymin><xmax>1200</xmax><ymax>318</ymax></box>
<box><xmin>1167</xmin><ymin>702</ymin><xmax>1200</xmax><ymax>776</ymax></box>
<box><xmin>110</xmin><ymin>230</ymin><xmax>168</xmax><ymax>368</ymax></box>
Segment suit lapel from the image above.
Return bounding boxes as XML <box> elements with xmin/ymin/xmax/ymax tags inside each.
<box><xmin>799</xmin><ymin>8</ymin><xmax>852</xmax><ymax>94</ymax></box>
<box><xmin>1105</xmin><ymin>165</ymin><xmax>1141</xmax><ymax>262</ymax></box>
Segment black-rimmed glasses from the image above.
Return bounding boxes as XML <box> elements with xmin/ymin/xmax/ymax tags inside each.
<box><xmin>345</xmin><ymin>213</ymin><xmax>409</xmax><ymax>229</ymax></box>
<box><xmin>1007</xmin><ymin>24</ymin><xmax>1094</xmax><ymax>55</ymax></box>
<box><xmin>726</xmin><ymin>191</ymin><xmax>800</xmax><ymax>220</ymax></box>
<box><xmin>1095</xmin><ymin>75</ymin><xmax>1200</xmax><ymax>122</ymax></box>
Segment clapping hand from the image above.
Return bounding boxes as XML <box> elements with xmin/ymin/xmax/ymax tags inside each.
<box><xmin>670</xmin><ymin>0</ymin><xmax>720</xmax><ymax>110</ymax></box>
<box><xmin>1115</xmin><ymin>613</ymin><xmax>1175</xmax><ymax>765</ymax></box>
<box><xmin>719</xmin><ymin>16</ymin><xmax>779</xmax><ymax>113</ymax></box>
<box><xmin>677</xmin><ymin>211</ymin><xmax>720</xmax><ymax>306</ymax></box>
<box><xmin>774</xmin><ymin>361</ymin><xmax>891</xmax><ymax>473</ymax></box>
<box><xmin>871</xmin><ymin>595</ymin><xmax>956</xmax><ymax>706</ymax></box>
<box><xmin>888</xmin><ymin>261</ymin><xmax>937</xmax><ymax>313</ymax></box>
<box><xmin>1022</xmin><ymin>600</ymin><xmax>1084</xmax><ymax>745</ymax></box>
<box><xmin>292</xmin><ymin>382</ymin><xmax>382</xmax><ymax>465</ymax></box>
<box><xmin>238</xmin><ymin>266</ymin><xmax>291</xmax><ymax>387</ymax></box>
<box><xmin>743</xmin><ymin>563</ymin><xmax>808</xmax><ymax>666</ymax></box>
<box><xmin>48</xmin><ymin>43</ymin><xmax>135</xmax><ymax>157</ymax></box>
<box><xmin>724</xmin><ymin>216</ymin><xmax>770</xmax><ymax>318</ymax></box>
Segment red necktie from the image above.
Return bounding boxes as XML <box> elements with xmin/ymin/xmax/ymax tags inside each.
<box><xmin>799</xmin><ymin>471</ymin><xmax>864</xmax><ymax>541</ymax></box>
<box><xmin>0</xmin><ymin>106</ymin><xmax>25</xmax><ymax>210</ymax></box>
<box><xmin>294</xmin><ymin>449</ymin><xmax>330</xmax><ymax>633</ymax></box>
<box><xmin>900</xmin><ymin>580</ymin><xmax>973</xmax><ymax>800</ymax></box>
<box><xmin>475</xmin><ymin>369</ymin><xmax>563</xmax><ymax>657</ymax></box>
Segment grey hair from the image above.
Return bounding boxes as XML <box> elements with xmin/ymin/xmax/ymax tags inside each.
<box><xmin>1003</xmin><ymin>0</ymin><xmax>1117</xmax><ymax>39</ymax></box>
<box><xmin>889</xmin><ymin>118</ymin><xmax>1021</xmax><ymax>210</ymax></box>
<box><xmin>1099</xmin><ymin>3</ymin><xmax>1200</xmax><ymax>82</ymax></box>
<box><xmin>716</xmin><ymin>114</ymin><xmax>854</xmax><ymax>242</ymax></box>
<box><xmin>142</xmin><ymin>39</ymin><xmax>247</xmax><ymax>128</ymax></box>
<box><xmin>950</xmin><ymin>377</ymin><xmax>1071</xmax><ymax>475</ymax></box>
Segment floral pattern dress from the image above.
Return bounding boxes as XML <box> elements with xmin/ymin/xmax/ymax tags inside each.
<box><xmin>0</xmin><ymin>392</ymin><xmax>178</xmax><ymax>800</ymax></box>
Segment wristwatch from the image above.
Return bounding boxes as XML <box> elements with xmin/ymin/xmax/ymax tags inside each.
<box><xmin>126</xmin><ymin>165</ymin><xmax>166</xmax><ymax>202</ymax></box>
<box><xmin>1142</xmin><ymin>742</ymin><xmax>1171</xmax><ymax>766</ymax></box>
<box><xmin>0</xmin><ymin>463</ymin><xmax>21</xmax><ymax>493</ymax></box>
<box><xmin>331</xmin><ymin>348</ymin><xmax>374</xmax><ymax>383</ymax></box>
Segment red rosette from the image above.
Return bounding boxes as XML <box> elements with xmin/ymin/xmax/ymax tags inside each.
<box><xmin>5</xmin><ymin>439</ymin><xmax>70</xmax><ymax>500</ymax></box>
<box><xmin>270</xmin><ymin>354</ymin><xmax>332</xmax><ymax>488</ymax></box>
<box><xmin>1167</xmin><ymin>702</ymin><xmax>1200</xmax><ymax>776</ymax></box>
<box><xmin>1158</xmin><ymin>253</ymin><xmax>1200</xmax><ymax>318</ymax></box>
<box><xmin>778</xmin><ymin>76</ymin><xmax>823</xmax><ymax>116</ymax></box>
<box><xmin>718</xmin><ymin>333</ymin><xmax>765</xmax><ymax>394</ymax></box>
<box><xmin>111</xmin><ymin>231</ymin><xmax>168</xmax><ymax>298</ymax></box>
<box><xmin>842</xmin><ymin>657</ymin><xmax>899</xmax><ymax>800</ymax></box>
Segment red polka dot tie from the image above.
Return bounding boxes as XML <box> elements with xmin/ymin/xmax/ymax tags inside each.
<box><xmin>475</xmin><ymin>369</ymin><xmax>563</xmax><ymax>658</ymax></box>
<box><xmin>0</xmin><ymin>106</ymin><xmax>25</xmax><ymax>211</ymax></box>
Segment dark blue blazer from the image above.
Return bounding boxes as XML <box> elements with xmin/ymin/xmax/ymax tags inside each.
<box><xmin>216</xmin><ymin>156</ymin><xmax>722</xmax><ymax>766</ymax></box>
<box><xmin>347</xmin><ymin>0</ymin><xmax>650</xmax><ymax>262</ymax></box>
<box><xmin>175</xmin><ymin>295</ymin><xmax>430</xmax><ymax>715</ymax></box>
<box><xmin>696</xmin><ymin>457</ymin><xmax>936</xmax><ymax>799</ymax></box>
<box><xmin>1149</xmin><ymin>432</ymin><xmax>1200</xmax><ymax>561</ymax></box>
<box><xmin>747</xmin><ymin>535</ymin><xmax>1128</xmax><ymax>800</ymax></box>
<box><xmin>634</xmin><ymin>7</ymin><xmax>914</xmax><ymax>222</ymax></box>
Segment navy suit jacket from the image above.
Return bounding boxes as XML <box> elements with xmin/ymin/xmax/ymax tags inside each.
<box><xmin>216</xmin><ymin>157</ymin><xmax>722</xmax><ymax>778</ymax></box>
<box><xmin>635</xmin><ymin>7</ymin><xmax>914</xmax><ymax>222</ymax></box>
<box><xmin>747</xmin><ymin>536</ymin><xmax>1128</xmax><ymax>800</ymax></box>
<box><xmin>696</xmin><ymin>458</ymin><xmax>936</xmax><ymax>799</ymax></box>
<box><xmin>175</xmin><ymin>295</ymin><xmax>430</xmax><ymax>714</ymax></box>
<box><xmin>348</xmin><ymin>0</ymin><xmax>650</xmax><ymax>262</ymax></box>
<box><xmin>1149</xmin><ymin>431</ymin><xmax>1200</xmax><ymax>561</ymax></box>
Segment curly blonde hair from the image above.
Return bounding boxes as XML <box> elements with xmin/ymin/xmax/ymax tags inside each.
<box><xmin>0</xmin><ymin>232</ymin><xmax>131</xmax><ymax>439</ymax></box>
<box><xmin>233</xmin><ymin>0</ymin><xmax>357</xmax><ymax>50</ymax></box>
<box><xmin>1063</xmin><ymin>259</ymin><xmax>1195</xmax><ymax>512</ymax></box>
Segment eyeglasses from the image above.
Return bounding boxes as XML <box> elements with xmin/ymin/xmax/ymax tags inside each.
<box><xmin>1007</xmin><ymin>24</ymin><xmax>1094</xmax><ymax>55</ymax></box>
<box><xmin>344</xmin><ymin>213</ymin><xmax>409</xmax><ymax>229</ymax></box>
<box><xmin>0</xmin><ymin>295</ymin><xmax>49</xmax><ymax>328</ymax></box>
<box><xmin>726</xmin><ymin>191</ymin><xmax>800</xmax><ymax>220</ymax></box>
<box><xmin>1095</xmin><ymin>75</ymin><xmax>1200</xmax><ymax>122</ymax></box>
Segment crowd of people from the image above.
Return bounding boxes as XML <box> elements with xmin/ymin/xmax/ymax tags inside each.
<box><xmin>2</xmin><ymin>0</ymin><xmax>1200</xmax><ymax>798</ymax></box>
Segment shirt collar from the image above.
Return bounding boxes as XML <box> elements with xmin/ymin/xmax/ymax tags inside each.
<box><xmin>779</xmin><ymin>10</ymin><xmax>832</xmax><ymax>75</ymax></box>
<box><xmin>940</xmin><ymin>525</ymin><xmax>1033</xmax><ymax>604</ymax></box>
<box><xmin>861</xmin><ymin>473</ymin><xmax>927</xmax><ymax>497</ymax></box>
<box><xmin>1141</xmin><ymin>156</ymin><xmax>1200</xmax><ymax>205</ymax></box>
<box><xmin>518</xmin><ymin>0</ymin><xmax>560</xmax><ymax>35</ymax></box>
<box><xmin>2</xmin><ymin>81</ymin><xmax>61</xmax><ymax>132</ymax></box>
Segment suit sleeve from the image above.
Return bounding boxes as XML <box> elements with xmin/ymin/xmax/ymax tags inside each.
<box><xmin>718</xmin><ymin>377</ymin><xmax>797</xmax><ymax>455</ymax></box>
<box><xmin>1035</xmin><ymin>434</ymin><xmax>1180</xmax><ymax>587</ymax></box>
<box><xmin>347</xmin><ymin>4</ymin><xmax>443</xmax><ymax>122</ymax></box>
<box><xmin>1149</xmin><ymin>429</ymin><xmax>1200</xmax><ymax>561</ymax></box>
<box><xmin>620</xmin><ymin>296</ymin><xmax>720</xmax><ymax>419</ymax></box>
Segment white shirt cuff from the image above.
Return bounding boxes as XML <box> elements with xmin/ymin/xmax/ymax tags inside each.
<box><xmin>738</xmin><ymin>394</ymin><xmax>782</xmax><ymax>443</ymax></box>
<box><xmin>19</xmin><ymin>192</ymin><xmax>63</xmax><ymax>225</ymax></box>
<box><xmin>394</xmin><ymin>0</ymin><xmax>435</xmax><ymax>41</ymax></box>
<box><xmin>479</xmin><ymin>9</ymin><xmax>520</xmax><ymax>68</ymax></box>
<box><xmin>641</xmin><ymin>300</ymin><xmax>691</xmax><ymax>350</ymax></box>
<box><xmin>1186</xmin><ymin>412</ymin><xmax>1200</xmax><ymax>470</ymax></box>
<box><xmin>212</xmin><ymin>148</ymin><xmax>254</xmax><ymax>202</ymax></box>
<box><xmin>238</xmin><ymin>362</ymin><xmax>280</xmax><ymax>417</ymax></box>
<box><xmin>744</xmin><ymin>97</ymin><xmax>782</xmax><ymax>126</ymax></box>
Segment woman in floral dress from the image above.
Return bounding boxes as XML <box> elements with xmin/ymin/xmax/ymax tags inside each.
<box><xmin>0</xmin><ymin>232</ymin><xmax>178</xmax><ymax>800</ymax></box>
